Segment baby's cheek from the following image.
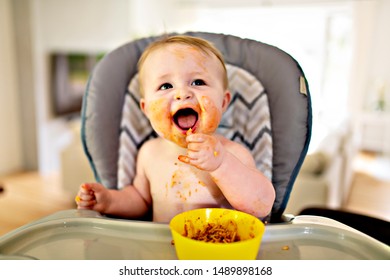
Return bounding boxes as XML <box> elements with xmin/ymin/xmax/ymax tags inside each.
<box><xmin>199</xmin><ymin>96</ymin><xmax>222</xmax><ymax>134</ymax></box>
<box><xmin>147</xmin><ymin>99</ymin><xmax>187</xmax><ymax>147</ymax></box>
<box><xmin>147</xmin><ymin>99</ymin><xmax>172</xmax><ymax>138</ymax></box>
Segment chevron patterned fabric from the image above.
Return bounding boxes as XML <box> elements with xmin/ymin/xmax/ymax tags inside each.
<box><xmin>117</xmin><ymin>64</ymin><xmax>272</xmax><ymax>188</ymax></box>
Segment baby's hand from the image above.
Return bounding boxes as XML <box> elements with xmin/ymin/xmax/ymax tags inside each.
<box><xmin>75</xmin><ymin>183</ymin><xmax>96</xmax><ymax>209</ymax></box>
<box><xmin>178</xmin><ymin>133</ymin><xmax>225</xmax><ymax>172</ymax></box>
<box><xmin>75</xmin><ymin>183</ymin><xmax>110</xmax><ymax>213</ymax></box>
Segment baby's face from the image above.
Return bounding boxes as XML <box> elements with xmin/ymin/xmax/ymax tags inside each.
<box><xmin>139</xmin><ymin>43</ymin><xmax>230</xmax><ymax>148</ymax></box>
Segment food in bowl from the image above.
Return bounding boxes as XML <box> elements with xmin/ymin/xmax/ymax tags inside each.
<box><xmin>184</xmin><ymin>219</ymin><xmax>242</xmax><ymax>243</ymax></box>
<box><xmin>169</xmin><ymin>208</ymin><xmax>265</xmax><ymax>260</ymax></box>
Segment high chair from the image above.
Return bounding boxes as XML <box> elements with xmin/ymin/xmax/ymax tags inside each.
<box><xmin>2</xmin><ymin>32</ymin><xmax>389</xmax><ymax>260</ymax></box>
<box><xmin>81</xmin><ymin>31</ymin><xmax>312</xmax><ymax>223</ymax></box>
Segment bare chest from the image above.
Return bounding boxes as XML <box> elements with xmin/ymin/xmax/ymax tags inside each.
<box><xmin>149</xmin><ymin>162</ymin><xmax>223</xmax><ymax>203</ymax></box>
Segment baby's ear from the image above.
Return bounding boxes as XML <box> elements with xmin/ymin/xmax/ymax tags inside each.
<box><xmin>222</xmin><ymin>90</ymin><xmax>231</xmax><ymax>112</ymax></box>
<box><xmin>140</xmin><ymin>98</ymin><xmax>147</xmax><ymax>115</ymax></box>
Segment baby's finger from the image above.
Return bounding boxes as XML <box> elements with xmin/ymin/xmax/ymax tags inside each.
<box><xmin>77</xmin><ymin>199</ymin><xmax>97</xmax><ymax>208</ymax></box>
<box><xmin>80</xmin><ymin>183</ymin><xmax>94</xmax><ymax>193</ymax></box>
<box><xmin>186</xmin><ymin>133</ymin><xmax>205</xmax><ymax>143</ymax></box>
<box><xmin>84</xmin><ymin>182</ymin><xmax>107</xmax><ymax>194</ymax></box>
<box><xmin>178</xmin><ymin>155</ymin><xmax>191</xmax><ymax>164</ymax></box>
<box><xmin>78</xmin><ymin>192</ymin><xmax>95</xmax><ymax>202</ymax></box>
<box><xmin>187</xmin><ymin>141</ymin><xmax>202</xmax><ymax>152</ymax></box>
<box><xmin>75</xmin><ymin>186</ymin><xmax>95</xmax><ymax>202</ymax></box>
<box><xmin>80</xmin><ymin>189</ymin><xmax>92</xmax><ymax>197</ymax></box>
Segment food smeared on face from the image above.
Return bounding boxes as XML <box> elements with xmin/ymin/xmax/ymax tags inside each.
<box><xmin>140</xmin><ymin>41</ymin><xmax>229</xmax><ymax>148</ymax></box>
<box><xmin>145</xmin><ymin>95</ymin><xmax>223</xmax><ymax>148</ymax></box>
<box><xmin>199</xmin><ymin>95</ymin><xmax>222</xmax><ymax>133</ymax></box>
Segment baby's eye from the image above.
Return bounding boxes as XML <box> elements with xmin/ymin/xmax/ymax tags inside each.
<box><xmin>159</xmin><ymin>83</ymin><xmax>173</xmax><ymax>90</ymax></box>
<box><xmin>191</xmin><ymin>79</ymin><xmax>206</xmax><ymax>86</ymax></box>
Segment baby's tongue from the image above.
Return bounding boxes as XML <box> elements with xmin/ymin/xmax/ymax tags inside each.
<box><xmin>177</xmin><ymin>114</ymin><xmax>197</xmax><ymax>130</ymax></box>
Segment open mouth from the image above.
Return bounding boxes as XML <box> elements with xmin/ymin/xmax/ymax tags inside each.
<box><xmin>173</xmin><ymin>108</ymin><xmax>198</xmax><ymax>131</ymax></box>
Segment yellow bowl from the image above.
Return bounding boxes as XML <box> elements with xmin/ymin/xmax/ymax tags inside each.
<box><xmin>169</xmin><ymin>208</ymin><xmax>265</xmax><ymax>260</ymax></box>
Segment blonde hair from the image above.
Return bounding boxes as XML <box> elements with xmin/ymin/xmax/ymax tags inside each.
<box><xmin>137</xmin><ymin>35</ymin><xmax>228</xmax><ymax>94</ymax></box>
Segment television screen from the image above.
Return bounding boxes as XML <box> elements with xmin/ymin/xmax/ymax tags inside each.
<box><xmin>50</xmin><ymin>53</ymin><xmax>104</xmax><ymax>118</ymax></box>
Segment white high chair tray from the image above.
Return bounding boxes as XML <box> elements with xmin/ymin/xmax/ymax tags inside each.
<box><xmin>0</xmin><ymin>210</ymin><xmax>388</xmax><ymax>260</ymax></box>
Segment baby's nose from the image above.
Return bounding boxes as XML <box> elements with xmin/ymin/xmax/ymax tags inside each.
<box><xmin>174</xmin><ymin>89</ymin><xmax>193</xmax><ymax>101</ymax></box>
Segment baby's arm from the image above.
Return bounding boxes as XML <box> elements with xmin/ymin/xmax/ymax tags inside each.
<box><xmin>178</xmin><ymin>133</ymin><xmax>275</xmax><ymax>218</ymax></box>
<box><xmin>75</xmin><ymin>142</ymin><xmax>152</xmax><ymax>218</ymax></box>
<box><xmin>75</xmin><ymin>182</ymin><xmax>149</xmax><ymax>218</ymax></box>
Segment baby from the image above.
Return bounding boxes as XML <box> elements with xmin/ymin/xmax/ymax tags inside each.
<box><xmin>75</xmin><ymin>35</ymin><xmax>275</xmax><ymax>222</ymax></box>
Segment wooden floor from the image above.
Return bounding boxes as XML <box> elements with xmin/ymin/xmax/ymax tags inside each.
<box><xmin>0</xmin><ymin>153</ymin><xmax>389</xmax><ymax>237</ymax></box>
<box><xmin>0</xmin><ymin>172</ymin><xmax>75</xmax><ymax>236</ymax></box>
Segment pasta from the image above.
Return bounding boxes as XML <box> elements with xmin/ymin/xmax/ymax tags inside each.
<box><xmin>184</xmin><ymin>220</ymin><xmax>241</xmax><ymax>243</ymax></box>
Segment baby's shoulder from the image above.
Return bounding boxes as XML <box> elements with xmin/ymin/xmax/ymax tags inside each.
<box><xmin>138</xmin><ymin>137</ymin><xmax>162</xmax><ymax>154</ymax></box>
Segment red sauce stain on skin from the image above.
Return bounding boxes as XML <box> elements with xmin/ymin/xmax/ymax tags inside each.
<box><xmin>168</xmin><ymin>163</ymin><xmax>212</xmax><ymax>203</ymax></box>
<box><xmin>178</xmin><ymin>155</ymin><xmax>190</xmax><ymax>163</ymax></box>
<box><xmin>198</xmin><ymin>96</ymin><xmax>221</xmax><ymax>134</ymax></box>
<box><xmin>145</xmin><ymin>81</ymin><xmax>222</xmax><ymax>148</ymax></box>
<box><xmin>171</xmin><ymin>47</ymin><xmax>187</xmax><ymax>60</ymax></box>
<box><xmin>147</xmin><ymin>98</ymin><xmax>188</xmax><ymax>147</ymax></box>
<box><xmin>176</xmin><ymin>191</ymin><xmax>187</xmax><ymax>202</ymax></box>
<box><xmin>198</xmin><ymin>181</ymin><xmax>206</xmax><ymax>187</ymax></box>
<box><xmin>173</xmin><ymin>46</ymin><xmax>209</xmax><ymax>73</ymax></box>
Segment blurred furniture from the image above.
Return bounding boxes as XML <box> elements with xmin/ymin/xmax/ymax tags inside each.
<box><xmin>284</xmin><ymin>121</ymin><xmax>357</xmax><ymax>215</ymax></box>
<box><xmin>357</xmin><ymin>112</ymin><xmax>390</xmax><ymax>155</ymax></box>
